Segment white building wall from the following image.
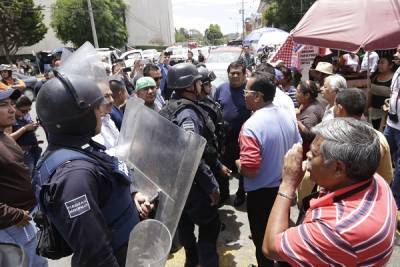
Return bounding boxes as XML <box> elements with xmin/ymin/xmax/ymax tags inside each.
<box><xmin>124</xmin><ymin>0</ymin><xmax>175</xmax><ymax>46</ymax></box>
<box><xmin>14</xmin><ymin>0</ymin><xmax>175</xmax><ymax>55</ymax></box>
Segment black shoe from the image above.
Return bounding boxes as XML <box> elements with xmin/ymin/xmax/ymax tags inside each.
<box><xmin>233</xmin><ymin>194</ymin><xmax>246</xmax><ymax>207</ymax></box>
<box><xmin>184</xmin><ymin>247</ymin><xmax>199</xmax><ymax>267</ymax></box>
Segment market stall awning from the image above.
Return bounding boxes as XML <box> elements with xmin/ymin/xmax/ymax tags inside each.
<box><xmin>291</xmin><ymin>0</ymin><xmax>400</xmax><ymax>52</ymax></box>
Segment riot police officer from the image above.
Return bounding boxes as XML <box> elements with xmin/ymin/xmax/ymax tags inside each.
<box><xmin>34</xmin><ymin>71</ymin><xmax>152</xmax><ymax>267</ymax></box>
<box><xmin>197</xmin><ymin>66</ymin><xmax>231</xmax><ymax>204</ymax></box>
<box><xmin>159</xmin><ymin>63</ymin><xmax>221</xmax><ymax>267</ymax></box>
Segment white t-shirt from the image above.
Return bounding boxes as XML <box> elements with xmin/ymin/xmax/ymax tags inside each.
<box><xmin>273</xmin><ymin>87</ymin><xmax>297</xmax><ymax>121</ymax></box>
<box><xmin>92</xmin><ymin>114</ymin><xmax>120</xmax><ymax>155</ymax></box>
<box><xmin>360</xmin><ymin>51</ymin><xmax>379</xmax><ymax>73</ymax></box>
<box><xmin>387</xmin><ymin>67</ymin><xmax>400</xmax><ymax>130</ymax></box>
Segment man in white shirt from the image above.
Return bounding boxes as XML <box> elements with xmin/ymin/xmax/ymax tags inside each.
<box><xmin>383</xmin><ymin>44</ymin><xmax>400</xmax><ymax>226</ymax></box>
<box><xmin>92</xmin><ymin>82</ymin><xmax>119</xmax><ymax>155</ymax></box>
<box><xmin>360</xmin><ymin>51</ymin><xmax>379</xmax><ymax>73</ymax></box>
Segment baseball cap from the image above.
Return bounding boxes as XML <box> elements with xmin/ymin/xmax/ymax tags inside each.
<box><xmin>0</xmin><ymin>89</ymin><xmax>21</xmax><ymax>101</ymax></box>
<box><xmin>135</xmin><ymin>77</ymin><xmax>156</xmax><ymax>92</ymax></box>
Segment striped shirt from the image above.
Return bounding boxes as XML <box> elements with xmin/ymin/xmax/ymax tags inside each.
<box><xmin>275</xmin><ymin>174</ymin><xmax>397</xmax><ymax>267</ymax></box>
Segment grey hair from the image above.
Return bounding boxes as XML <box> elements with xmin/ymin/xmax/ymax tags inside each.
<box><xmin>325</xmin><ymin>74</ymin><xmax>347</xmax><ymax>92</ymax></box>
<box><xmin>311</xmin><ymin>118</ymin><xmax>380</xmax><ymax>181</ymax></box>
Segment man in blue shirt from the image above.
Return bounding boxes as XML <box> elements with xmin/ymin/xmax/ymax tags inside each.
<box><xmin>109</xmin><ymin>76</ymin><xmax>128</xmax><ymax>130</ymax></box>
<box><xmin>158</xmin><ymin>51</ymin><xmax>172</xmax><ymax>100</ymax></box>
<box><xmin>214</xmin><ymin>60</ymin><xmax>251</xmax><ymax>206</ymax></box>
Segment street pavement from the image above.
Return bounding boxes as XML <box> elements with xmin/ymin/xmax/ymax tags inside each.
<box><xmin>30</xmin><ymin>103</ymin><xmax>400</xmax><ymax>267</ymax></box>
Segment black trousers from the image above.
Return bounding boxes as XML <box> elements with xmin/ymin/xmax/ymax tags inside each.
<box><xmin>178</xmin><ymin>211</ymin><xmax>220</xmax><ymax>267</ymax></box>
<box><xmin>247</xmin><ymin>187</ymin><xmax>279</xmax><ymax>267</ymax></box>
<box><xmin>221</xmin><ymin>140</ymin><xmax>245</xmax><ymax>197</ymax></box>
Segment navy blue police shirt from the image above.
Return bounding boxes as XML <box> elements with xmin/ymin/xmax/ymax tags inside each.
<box><xmin>43</xmin><ymin>134</ymin><xmax>134</xmax><ymax>267</ymax></box>
<box><xmin>173</xmin><ymin>101</ymin><xmax>219</xmax><ymax>195</ymax></box>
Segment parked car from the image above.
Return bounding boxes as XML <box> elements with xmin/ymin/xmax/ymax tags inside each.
<box><xmin>96</xmin><ymin>48</ymin><xmax>121</xmax><ymax>66</ymax></box>
<box><xmin>142</xmin><ymin>49</ymin><xmax>160</xmax><ymax>63</ymax></box>
<box><xmin>192</xmin><ymin>46</ymin><xmax>211</xmax><ymax>62</ymax></box>
<box><xmin>120</xmin><ymin>49</ymin><xmax>143</xmax><ymax>68</ymax></box>
<box><xmin>166</xmin><ymin>46</ymin><xmax>188</xmax><ymax>65</ymax></box>
<box><xmin>206</xmin><ymin>46</ymin><xmax>243</xmax><ymax>89</ymax></box>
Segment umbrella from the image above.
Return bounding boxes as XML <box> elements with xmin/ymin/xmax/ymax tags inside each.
<box><xmin>243</xmin><ymin>27</ymin><xmax>288</xmax><ymax>45</ymax></box>
<box><xmin>257</xmin><ymin>30</ymin><xmax>289</xmax><ymax>48</ymax></box>
<box><xmin>291</xmin><ymin>0</ymin><xmax>400</xmax><ymax>52</ymax></box>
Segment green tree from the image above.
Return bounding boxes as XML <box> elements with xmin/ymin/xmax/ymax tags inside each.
<box><xmin>51</xmin><ymin>0</ymin><xmax>127</xmax><ymax>47</ymax></box>
<box><xmin>205</xmin><ymin>24</ymin><xmax>224</xmax><ymax>45</ymax></box>
<box><xmin>261</xmin><ymin>0</ymin><xmax>316</xmax><ymax>30</ymax></box>
<box><xmin>0</xmin><ymin>0</ymin><xmax>47</xmax><ymax>63</ymax></box>
<box><xmin>175</xmin><ymin>27</ymin><xmax>189</xmax><ymax>43</ymax></box>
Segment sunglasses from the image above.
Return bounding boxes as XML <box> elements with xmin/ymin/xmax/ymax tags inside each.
<box><xmin>153</xmin><ymin>76</ymin><xmax>163</xmax><ymax>82</ymax></box>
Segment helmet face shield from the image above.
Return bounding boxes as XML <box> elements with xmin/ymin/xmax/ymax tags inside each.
<box><xmin>208</xmin><ymin>71</ymin><xmax>216</xmax><ymax>82</ymax></box>
<box><xmin>36</xmin><ymin>42</ymin><xmax>108</xmax><ymax>136</ymax></box>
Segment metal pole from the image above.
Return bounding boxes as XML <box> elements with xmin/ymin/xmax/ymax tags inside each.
<box><xmin>87</xmin><ymin>0</ymin><xmax>99</xmax><ymax>48</ymax></box>
<box><xmin>242</xmin><ymin>0</ymin><xmax>245</xmax><ymax>40</ymax></box>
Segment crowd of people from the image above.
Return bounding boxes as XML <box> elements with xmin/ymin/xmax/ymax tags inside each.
<box><xmin>0</xmin><ymin>41</ymin><xmax>399</xmax><ymax>267</ymax></box>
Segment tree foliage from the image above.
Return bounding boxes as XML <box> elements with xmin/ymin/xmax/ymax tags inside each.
<box><xmin>175</xmin><ymin>28</ymin><xmax>204</xmax><ymax>43</ymax></box>
<box><xmin>0</xmin><ymin>0</ymin><xmax>47</xmax><ymax>62</ymax></box>
<box><xmin>51</xmin><ymin>0</ymin><xmax>127</xmax><ymax>47</ymax></box>
<box><xmin>205</xmin><ymin>24</ymin><xmax>224</xmax><ymax>45</ymax></box>
<box><xmin>175</xmin><ymin>28</ymin><xmax>189</xmax><ymax>42</ymax></box>
<box><xmin>261</xmin><ymin>0</ymin><xmax>316</xmax><ymax>30</ymax></box>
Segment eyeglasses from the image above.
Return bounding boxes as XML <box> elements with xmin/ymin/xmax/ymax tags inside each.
<box><xmin>243</xmin><ymin>89</ymin><xmax>256</xmax><ymax>96</ymax></box>
<box><xmin>153</xmin><ymin>76</ymin><xmax>163</xmax><ymax>82</ymax></box>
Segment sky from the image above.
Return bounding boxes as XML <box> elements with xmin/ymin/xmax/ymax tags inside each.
<box><xmin>172</xmin><ymin>0</ymin><xmax>261</xmax><ymax>35</ymax></box>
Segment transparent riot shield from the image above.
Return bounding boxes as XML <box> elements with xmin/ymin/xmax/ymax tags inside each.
<box><xmin>0</xmin><ymin>243</ymin><xmax>28</xmax><ymax>267</ymax></box>
<box><xmin>126</xmin><ymin>220</ymin><xmax>171</xmax><ymax>267</ymax></box>
<box><xmin>116</xmin><ymin>97</ymin><xmax>206</xmax><ymax>267</ymax></box>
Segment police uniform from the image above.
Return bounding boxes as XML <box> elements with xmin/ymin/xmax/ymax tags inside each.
<box><xmin>161</xmin><ymin>97</ymin><xmax>220</xmax><ymax>267</ymax></box>
<box><xmin>34</xmin><ymin>134</ymin><xmax>139</xmax><ymax>267</ymax></box>
<box><xmin>159</xmin><ymin>63</ymin><xmax>221</xmax><ymax>267</ymax></box>
<box><xmin>198</xmin><ymin>96</ymin><xmax>230</xmax><ymax>202</ymax></box>
<box><xmin>34</xmin><ymin>63</ymin><xmax>141</xmax><ymax>267</ymax></box>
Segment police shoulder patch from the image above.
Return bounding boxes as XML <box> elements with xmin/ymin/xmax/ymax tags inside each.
<box><xmin>64</xmin><ymin>194</ymin><xmax>91</xmax><ymax>219</ymax></box>
<box><xmin>182</xmin><ymin>120</ymin><xmax>195</xmax><ymax>132</ymax></box>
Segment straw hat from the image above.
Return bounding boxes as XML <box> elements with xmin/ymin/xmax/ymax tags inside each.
<box><xmin>311</xmin><ymin>62</ymin><xmax>334</xmax><ymax>75</ymax></box>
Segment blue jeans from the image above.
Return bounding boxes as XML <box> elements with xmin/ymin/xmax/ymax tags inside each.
<box><xmin>384</xmin><ymin>125</ymin><xmax>400</xmax><ymax>209</ymax></box>
<box><xmin>0</xmin><ymin>219</ymin><xmax>48</xmax><ymax>267</ymax></box>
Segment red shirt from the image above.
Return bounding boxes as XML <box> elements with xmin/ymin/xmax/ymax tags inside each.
<box><xmin>275</xmin><ymin>174</ymin><xmax>397</xmax><ymax>266</ymax></box>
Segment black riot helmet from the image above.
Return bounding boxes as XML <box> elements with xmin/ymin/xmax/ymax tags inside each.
<box><xmin>167</xmin><ymin>63</ymin><xmax>202</xmax><ymax>90</ymax></box>
<box><xmin>197</xmin><ymin>66</ymin><xmax>216</xmax><ymax>84</ymax></box>
<box><xmin>36</xmin><ymin>71</ymin><xmax>105</xmax><ymax>136</ymax></box>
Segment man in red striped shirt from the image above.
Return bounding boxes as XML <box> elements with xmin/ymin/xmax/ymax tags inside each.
<box><xmin>263</xmin><ymin>118</ymin><xmax>397</xmax><ymax>266</ymax></box>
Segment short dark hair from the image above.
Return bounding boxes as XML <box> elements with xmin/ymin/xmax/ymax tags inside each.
<box><xmin>188</xmin><ymin>50</ymin><xmax>193</xmax><ymax>56</ymax></box>
<box><xmin>198</xmin><ymin>54</ymin><xmax>205</xmax><ymax>62</ymax></box>
<box><xmin>143</xmin><ymin>63</ymin><xmax>160</xmax><ymax>77</ymax></box>
<box><xmin>250</xmin><ymin>72</ymin><xmax>276</xmax><ymax>102</ymax></box>
<box><xmin>255</xmin><ymin>63</ymin><xmax>275</xmax><ymax>77</ymax></box>
<box><xmin>335</xmin><ymin>88</ymin><xmax>366</xmax><ymax>117</ymax></box>
<box><xmin>109</xmin><ymin>79</ymin><xmax>126</xmax><ymax>95</ymax></box>
<box><xmin>298</xmin><ymin>80</ymin><xmax>319</xmax><ymax>99</ymax></box>
<box><xmin>227</xmin><ymin>60</ymin><xmax>246</xmax><ymax>74</ymax></box>
<box><xmin>15</xmin><ymin>95</ymin><xmax>32</xmax><ymax>108</ymax></box>
<box><xmin>278</xmin><ymin>66</ymin><xmax>292</xmax><ymax>81</ymax></box>
<box><xmin>379</xmin><ymin>54</ymin><xmax>397</xmax><ymax>72</ymax></box>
